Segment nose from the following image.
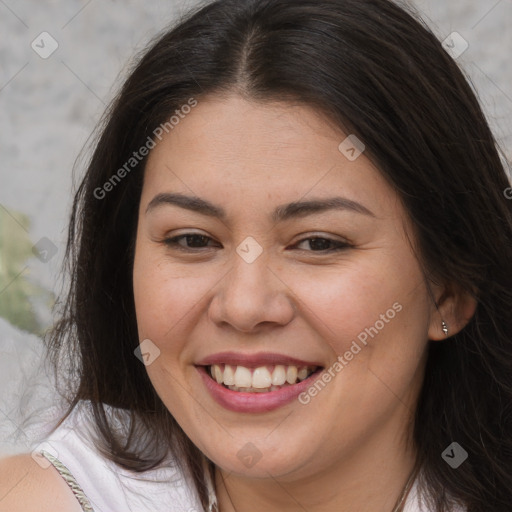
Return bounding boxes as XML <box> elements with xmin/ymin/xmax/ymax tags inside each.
<box><xmin>208</xmin><ymin>250</ymin><xmax>296</xmax><ymax>333</ymax></box>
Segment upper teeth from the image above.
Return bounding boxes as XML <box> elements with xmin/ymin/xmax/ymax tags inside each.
<box><xmin>209</xmin><ymin>364</ymin><xmax>315</xmax><ymax>389</ymax></box>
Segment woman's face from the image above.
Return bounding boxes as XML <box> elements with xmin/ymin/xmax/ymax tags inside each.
<box><xmin>132</xmin><ymin>94</ymin><xmax>441</xmax><ymax>480</ymax></box>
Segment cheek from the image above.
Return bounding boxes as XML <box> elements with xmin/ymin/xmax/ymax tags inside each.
<box><xmin>287</xmin><ymin>265</ymin><xmax>396</xmax><ymax>342</ymax></box>
<box><xmin>132</xmin><ymin>243</ymin><xmax>222</xmax><ymax>356</ymax></box>
<box><xmin>286</xmin><ymin>254</ymin><xmax>429</xmax><ymax>363</ymax></box>
<box><xmin>132</xmin><ymin>247</ymin><xmax>205</xmax><ymax>406</ymax></box>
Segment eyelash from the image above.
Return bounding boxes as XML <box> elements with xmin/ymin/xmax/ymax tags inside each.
<box><xmin>162</xmin><ymin>233</ymin><xmax>351</xmax><ymax>253</ymax></box>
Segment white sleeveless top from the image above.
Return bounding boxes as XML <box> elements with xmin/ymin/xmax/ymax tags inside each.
<box><xmin>30</xmin><ymin>401</ymin><xmax>466</xmax><ymax>512</ymax></box>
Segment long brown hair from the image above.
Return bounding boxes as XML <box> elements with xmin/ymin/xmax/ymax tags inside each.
<box><xmin>47</xmin><ymin>1</ymin><xmax>512</xmax><ymax>510</ymax></box>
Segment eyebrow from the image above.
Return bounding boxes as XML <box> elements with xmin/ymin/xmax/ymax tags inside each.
<box><xmin>145</xmin><ymin>192</ymin><xmax>375</xmax><ymax>221</ymax></box>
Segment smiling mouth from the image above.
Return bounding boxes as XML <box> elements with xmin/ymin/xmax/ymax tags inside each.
<box><xmin>205</xmin><ymin>363</ymin><xmax>322</xmax><ymax>393</ymax></box>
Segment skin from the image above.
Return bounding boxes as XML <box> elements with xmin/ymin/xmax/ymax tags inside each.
<box><xmin>0</xmin><ymin>454</ymin><xmax>82</xmax><ymax>512</ymax></box>
<box><xmin>132</xmin><ymin>94</ymin><xmax>476</xmax><ymax>512</ymax></box>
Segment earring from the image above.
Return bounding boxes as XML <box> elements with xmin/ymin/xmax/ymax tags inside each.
<box><xmin>441</xmin><ymin>320</ymin><xmax>448</xmax><ymax>337</ymax></box>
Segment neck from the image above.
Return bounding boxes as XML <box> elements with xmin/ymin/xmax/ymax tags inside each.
<box><xmin>214</xmin><ymin>411</ymin><xmax>418</xmax><ymax>512</ymax></box>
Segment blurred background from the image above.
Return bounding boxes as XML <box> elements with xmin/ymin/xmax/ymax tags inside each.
<box><xmin>0</xmin><ymin>0</ymin><xmax>511</xmax><ymax>457</ymax></box>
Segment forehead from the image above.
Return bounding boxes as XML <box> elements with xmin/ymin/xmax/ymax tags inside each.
<box><xmin>141</xmin><ymin>94</ymin><xmax>397</xmax><ymax>219</ymax></box>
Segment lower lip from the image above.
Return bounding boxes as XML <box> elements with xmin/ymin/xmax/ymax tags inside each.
<box><xmin>196</xmin><ymin>366</ymin><xmax>324</xmax><ymax>413</ymax></box>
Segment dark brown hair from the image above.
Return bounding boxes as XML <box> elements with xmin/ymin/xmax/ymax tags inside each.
<box><xmin>47</xmin><ymin>0</ymin><xmax>512</xmax><ymax>510</ymax></box>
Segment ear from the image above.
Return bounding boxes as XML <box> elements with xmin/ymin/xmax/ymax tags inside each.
<box><xmin>427</xmin><ymin>282</ymin><xmax>478</xmax><ymax>341</ymax></box>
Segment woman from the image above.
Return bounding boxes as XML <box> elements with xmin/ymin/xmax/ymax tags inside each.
<box><xmin>1</xmin><ymin>0</ymin><xmax>511</xmax><ymax>511</ymax></box>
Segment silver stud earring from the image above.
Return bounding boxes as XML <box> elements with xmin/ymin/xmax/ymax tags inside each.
<box><xmin>441</xmin><ymin>320</ymin><xmax>448</xmax><ymax>337</ymax></box>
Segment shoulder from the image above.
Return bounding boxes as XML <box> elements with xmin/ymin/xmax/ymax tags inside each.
<box><xmin>0</xmin><ymin>453</ymin><xmax>82</xmax><ymax>512</ymax></box>
<box><xmin>14</xmin><ymin>400</ymin><xmax>206</xmax><ymax>512</ymax></box>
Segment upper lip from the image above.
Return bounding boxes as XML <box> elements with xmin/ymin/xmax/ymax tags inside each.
<box><xmin>195</xmin><ymin>351</ymin><xmax>324</xmax><ymax>368</ymax></box>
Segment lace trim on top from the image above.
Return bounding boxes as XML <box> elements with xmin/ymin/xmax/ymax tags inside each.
<box><xmin>40</xmin><ymin>450</ymin><xmax>95</xmax><ymax>512</ymax></box>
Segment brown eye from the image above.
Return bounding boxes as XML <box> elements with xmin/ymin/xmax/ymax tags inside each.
<box><xmin>293</xmin><ymin>237</ymin><xmax>350</xmax><ymax>253</ymax></box>
<box><xmin>163</xmin><ymin>233</ymin><xmax>219</xmax><ymax>250</ymax></box>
